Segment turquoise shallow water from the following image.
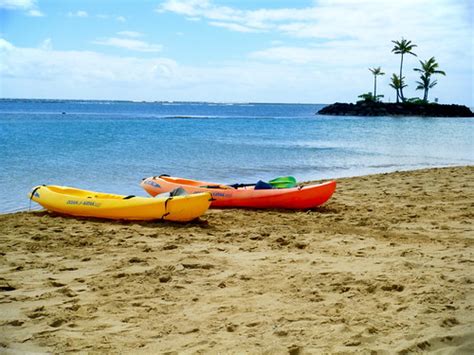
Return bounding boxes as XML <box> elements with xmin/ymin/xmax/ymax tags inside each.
<box><xmin>1</xmin><ymin>99</ymin><xmax>473</xmax><ymax>213</ymax></box>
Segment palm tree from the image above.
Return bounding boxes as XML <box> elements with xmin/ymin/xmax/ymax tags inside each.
<box><xmin>391</xmin><ymin>38</ymin><xmax>417</xmax><ymax>102</ymax></box>
<box><xmin>415</xmin><ymin>74</ymin><xmax>438</xmax><ymax>101</ymax></box>
<box><xmin>413</xmin><ymin>57</ymin><xmax>446</xmax><ymax>101</ymax></box>
<box><xmin>369</xmin><ymin>67</ymin><xmax>385</xmax><ymax>101</ymax></box>
<box><xmin>389</xmin><ymin>74</ymin><xmax>406</xmax><ymax>103</ymax></box>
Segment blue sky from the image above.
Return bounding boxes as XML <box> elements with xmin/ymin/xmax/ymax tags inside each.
<box><xmin>0</xmin><ymin>0</ymin><xmax>472</xmax><ymax>105</ymax></box>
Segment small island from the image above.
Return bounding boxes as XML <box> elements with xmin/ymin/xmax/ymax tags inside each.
<box><xmin>318</xmin><ymin>101</ymin><xmax>474</xmax><ymax>117</ymax></box>
<box><xmin>318</xmin><ymin>38</ymin><xmax>474</xmax><ymax>117</ymax></box>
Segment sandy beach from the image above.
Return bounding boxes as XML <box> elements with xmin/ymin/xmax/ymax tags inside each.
<box><xmin>1</xmin><ymin>166</ymin><xmax>473</xmax><ymax>354</ymax></box>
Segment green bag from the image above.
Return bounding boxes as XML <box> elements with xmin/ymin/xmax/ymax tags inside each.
<box><xmin>268</xmin><ymin>176</ymin><xmax>297</xmax><ymax>189</ymax></box>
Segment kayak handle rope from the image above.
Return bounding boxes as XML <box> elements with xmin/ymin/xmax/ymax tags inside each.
<box><xmin>164</xmin><ymin>197</ymin><xmax>173</xmax><ymax>209</ymax></box>
<box><xmin>200</xmin><ymin>185</ymin><xmax>230</xmax><ymax>189</ymax></box>
<box><xmin>161</xmin><ymin>197</ymin><xmax>173</xmax><ymax>220</ymax></box>
<box><xmin>29</xmin><ymin>185</ymin><xmax>45</xmax><ymax>211</ymax></box>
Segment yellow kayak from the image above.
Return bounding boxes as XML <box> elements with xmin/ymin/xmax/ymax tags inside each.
<box><xmin>29</xmin><ymin>185</ymin><xmax>212</xmax><ymax>222</ymax></box>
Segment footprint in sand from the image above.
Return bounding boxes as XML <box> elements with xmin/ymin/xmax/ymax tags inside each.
<box><xmin>381</xmin><ymin>284</ymin><xmax>404</xmax><ymax>292</ymax></box>
<box><xmin>441</xmin><ymin>317</ymin><xmax>460</xmax><ymax>328</ymax></box>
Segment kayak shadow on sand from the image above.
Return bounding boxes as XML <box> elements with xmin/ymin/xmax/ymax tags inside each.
<box><xmin>28</xmin><ymin>210</ymin><xmax>210</xmax><ymax>228</ymax></box>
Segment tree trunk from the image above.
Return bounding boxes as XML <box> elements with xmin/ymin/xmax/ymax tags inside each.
<box><xmin>396</xmin><ymin>89</ymin><xmax>400</xmax><ymax>103</ymax></box>
<box><xmin>399</xmin><ymin>54</ymin><xmax>405</xmax><ymax>102</ymax></box>
<box><xmin>373</xmin><ymin>76</ymin><xmax>377</xmax><ymax>101</ymax></box>
<box><xmin>424</xmin><ymin>88</ymin><xmax>428</xmax><ymax>102</ymax></box>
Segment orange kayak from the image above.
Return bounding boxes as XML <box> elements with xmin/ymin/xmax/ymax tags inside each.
<box><xmin>141</xmin><ymin>175</ymin><xmax>336</xmax><ymax>209</ymax></box>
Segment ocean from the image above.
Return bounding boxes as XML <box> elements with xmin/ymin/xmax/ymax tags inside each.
<box><xmin>1</xmin><ymin>99</ymin><xmax>473</xmax><ymax>213</ymax></box>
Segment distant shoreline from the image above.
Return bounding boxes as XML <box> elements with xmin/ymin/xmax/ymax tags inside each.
<box><xmin>318</xmin><ymin>101</ymin><xmax>474</xmax><ymax>117</ymax></box>
<box><xmin>0</xmin><ymin>98</ymin><xmax>321</xmax><ymax>106</ymax></box>
<box><xmin>1</xmin><ymin>98</ymin><xmax>473</xmax><ymax>110</ymax></box>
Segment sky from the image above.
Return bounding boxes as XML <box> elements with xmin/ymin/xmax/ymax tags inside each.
<box><xmin>0</xmin><ymin>0</ymin><xmax>472</xmax><ymax>105</ymax></box>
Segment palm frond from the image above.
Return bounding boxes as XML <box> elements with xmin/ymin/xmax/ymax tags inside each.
<box><xmin>389</xmin><ymin>73</ymin><xmax>406</xmax><ymax>89</ymax></box>
<box><xmin>415</xmin><ymin>56</ymin><xmax>446</xmax><ymax>77</ymax></box>
<box><xmin>391</xmin><ymin>38</ymin><xmax>417</xmax><ymax>55</ymax></box>
<box><xmin>429</xmin><ymin>79</ymin><xmax>438</xmax><ymax>88</ymax></box>
<box><xmin>369</xmin><ymin>66</ymin><xmax>385</xmax><ymax>75</ymax></box>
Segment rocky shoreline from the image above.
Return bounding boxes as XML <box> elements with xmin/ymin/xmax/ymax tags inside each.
<box><xmin>318</xmin><ymin>101</ymin><xmax>474</xmax><ymax>117</ymax></box>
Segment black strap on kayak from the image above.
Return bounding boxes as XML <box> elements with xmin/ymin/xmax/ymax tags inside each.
<box><xmin>161</xmin><ymin>197</ymin><xmax>173</xmax><ymax>220</ymax></box>
<box><xmin>200</xmin><ymin>185</ymin><xmax>225</xmax><ymax>189</ymax></box>
<box><xmin>229</xmin><ymin>183</ymin><xmax>255</xmax><ymax>188</ymax></box>
<box><xmin>164</xmin><ymin>197</ymin><xmax>173</xmax><ymax>209</ymax></box>
<box><xmin>28</xmin><ymin>185</ymin><xmax>45</xmax><ymax>211</ymax></box>
<box><xmin>159</xmin><ymin>174</ymin><xmax>170</xmax><ymax>178</ymax></box>
<box><xmin>123</xmin><ymin>195</ymin><xmax>135</xmax><ymax>200</ymax></box>
<box><xmin>29</xmin><ymin>186</ymin><xmax>42</xmax><ymax>200</ymax></box>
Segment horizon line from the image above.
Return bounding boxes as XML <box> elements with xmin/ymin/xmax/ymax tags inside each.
<box><xmin>0</xmin><ymin>97</ymin><xmax>330</xmax><ymax>106</ymax></box>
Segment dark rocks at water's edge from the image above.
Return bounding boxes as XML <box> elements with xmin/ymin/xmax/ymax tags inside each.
<box><xmin>318</xmin><ymin>101</ymin><xmax>474</xmax><ymax>117</ymax></box>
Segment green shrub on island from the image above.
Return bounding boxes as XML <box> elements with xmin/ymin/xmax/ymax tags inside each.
<box><xmin>357</xmin><ymin>92</ymin><xmax>384</xmax><ymax>103</ymax></box>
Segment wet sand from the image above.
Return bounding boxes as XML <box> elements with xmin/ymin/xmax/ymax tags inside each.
<box><xmin>1</xmin><ymin>166</ymin><xmax>473</xmax><ymax>354</ymax></box>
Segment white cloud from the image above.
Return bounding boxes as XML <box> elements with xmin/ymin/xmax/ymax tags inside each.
<box><xmin>0</xmin><ymin>38</ymin><xmax>14</xmax><ymax>50</ymax></box>
<box><xmin>208</xmin><ymin>21</ymin><xmax>259</xmax><ymax>33</ymax></box>
<box><xmin>0</xmin><ymin>0</ymin><xmax>35</xmax><ymax>10</ymax></box>
<box><xmin>27</xmin><ymin>8</ymin><xmax>43</xmax><ymax>16</ymax></box>
<box><xmin>157</xmin><ymin>0</ymin><xmax>317</xmax><ymax>32</ymax></box>
<box><xmin>1</xmin><ymin>0</ymin><xmax>43</xmax><ymax>16</ymax></box>
<box><xmin>157</xmin><ymin>0</ymin><xmax>210</xmax><ymax>16</ymax></box>
<box><xmin>0</xmin><ymin>37</ymin><xmax>336</xmax><ymax>102</ymax></box>
<box><xmin>68</xmin><ymin>10</ymin><xmax>88</xmax><ymax>17</ymax></box>
<box><xmin>0</xmin><ymin>31</ymin><xmax>472</xmax><ymax>105</ymax></box>
<box><xmin>0</xmin><ymin>38</ymin><xmax>176</xmax><ymax>85</ymax></box>
<box><xmin>93</xmin><ymin>37</ymin><xmax>163</xmax><ymax>52</ymax></box>
<box><xmin>39</xmin><ymin>38</ymin><xmax>52</xmax><ymax>50</ymax></box>
<box><xmin>249</xmin><ymin>41</ymin><xmax>390</xmax><ymax>67</ymax></box>
<box><xmin>69</xmin><ymin>11</ymin><xmax>126</xmax><ymax>21</ymax></box>
<box><xmin>157</xmin><ymin>0</ymin><xmax>471</xmax><ymax>43</ymax></box>
<box><xmin>156</xmin><ymin>0</ymin><xmax>472</xmax><ymax>105</ymax></box>
<box><xmin>117</xmin><ymin>31</ymin><xmax>143</xmax><ymax>38</ymax></box>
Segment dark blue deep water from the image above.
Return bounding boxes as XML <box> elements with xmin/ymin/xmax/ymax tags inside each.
<box><xmin>1</xmin><ymin>99</ymin><xmax>473</xmax><ymax>213</ymax></box>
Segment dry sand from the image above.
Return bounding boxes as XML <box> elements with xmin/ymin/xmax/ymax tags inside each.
<box><xmin>1</xmin><ymin>166</ymin><xmax>473</xmax><ymax>354</ymax></box>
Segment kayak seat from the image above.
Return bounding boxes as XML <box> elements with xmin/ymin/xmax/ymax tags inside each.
<box><xmin>169</xmin><ymin>187</ymin><xmax>188</xmax><ymax>196</ymax></box>
<box><xmin>254</xmin><ymin>180</ymin><xmax>273</xmax><ymax>190</ymax></box>
<box><xmin>155</xmin><ymin>187</ymin><xmax>188</xmax><ymax>199</ymax></box>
